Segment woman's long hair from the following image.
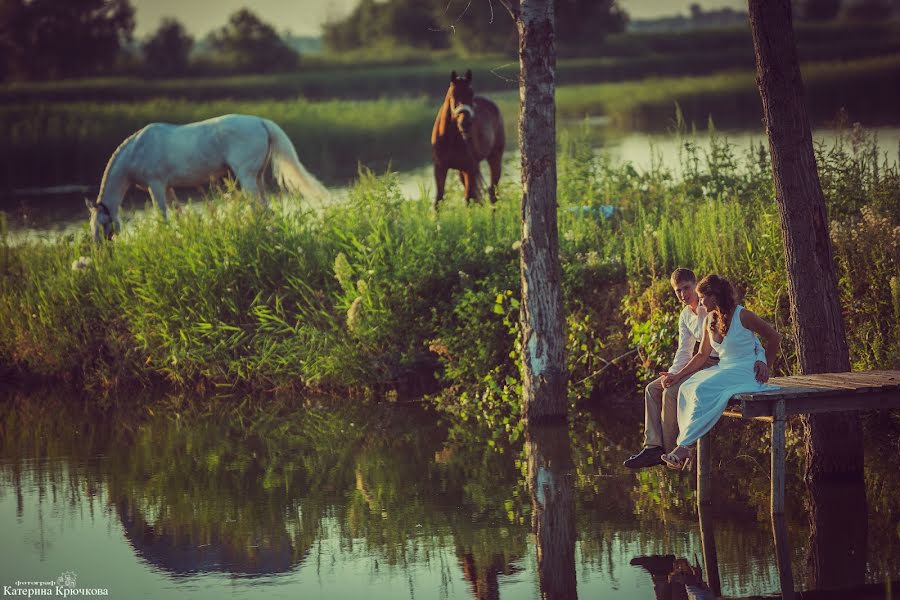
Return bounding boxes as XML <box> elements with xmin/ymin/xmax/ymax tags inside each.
<box><xmin>697</xmin><ymin>274</ymin><xmax>736</xmax><ymax>338</ymax></box>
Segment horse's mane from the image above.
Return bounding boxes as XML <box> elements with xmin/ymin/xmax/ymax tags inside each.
<box><xmin>433</xmin><ymin>87</ymin><xmax>455</xmax><ymax>140</ymax></box>
<box><xmin>97</xmin><ymin>130</ymin><xmax>139</xmax><ymax>203</ymax></box>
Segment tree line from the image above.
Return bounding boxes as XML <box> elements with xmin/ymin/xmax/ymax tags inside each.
<box><xmin>322</xmin><ymin>0</ymin><xmax>628</xmax><ymax>54</ymax></box>
<box><xmin>0</xmin><ymin>0</ymin><xmax>298</xmax><ymax>80</ymax></box>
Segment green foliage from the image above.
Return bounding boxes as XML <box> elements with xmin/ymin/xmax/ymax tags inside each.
<box><xmin>142</xmin><ymin>18</ymin><xmax>193</xmax><ymax>77</ymax></box>
<box><xmin>322</xmin><ymin>0</ymin><xmax>627</xmax><ymax>55</ymax></box>
<box><xmin>207</xmin><ymin>9</ymin><xmax>299</xmax><ymax>74</ymax></box>
<box><xmin>0</xmin><ymin>0</ymin><xmax>135</xmax><ymax>81</ymax></box>
<box><xmin>0</xmin><ymin>127</ymin><xmax>896</xmax><ymax>420</ymax></box>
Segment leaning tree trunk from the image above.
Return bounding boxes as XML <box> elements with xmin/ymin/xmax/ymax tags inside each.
<box><xmin>747</xmin><ymin>0</ymin><xmax>863</xmax><ymax>480</ymax></box>
<box><xmin>515</xmin><ymin>0</ymin><xmax>566</xmax><ymax>423</ymax></box>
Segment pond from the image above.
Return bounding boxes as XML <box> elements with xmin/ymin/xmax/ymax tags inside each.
<box><xmin>4</xmin><ymin>126</ymin><xmax>899</xmax><ymax>243</ymax></box>
<box><xmin>1</xmin><ymin>387</ymin><xmax>897</xmax><ymax>599</ymax></box>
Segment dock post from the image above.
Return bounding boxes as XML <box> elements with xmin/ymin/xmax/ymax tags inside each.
<box><xmin>771</xmin><ymin>399</ymin><xmax>795</xmax><ymax>599</ymax></box>
<box><xmin>697</xmin><ymin>432</ymin><xmax>712</xmax><ymax>506</ymax></box>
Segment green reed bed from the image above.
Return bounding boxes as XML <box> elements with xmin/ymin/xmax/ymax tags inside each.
<box><xmin>3</xmin><ymin>21</ymin><xmax>899</xmax><ymax>104</ymax></box>
<box><xmin>0</xmin><ymin>128</ymin><xmax>897</xmax><ymax>418</ymax></box>
<box><xmin>4</xmin><ymin>54</ymin><xmax>900</xmax><ymax>192</ymax></box>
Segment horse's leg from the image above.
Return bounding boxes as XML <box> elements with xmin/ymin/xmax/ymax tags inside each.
<box><xmin>433</xmin><ymin>163</ymin><xmax>448</xmax><ymax>210</ymax></box>
<box><xmin>235</xmin><ymin>169</ymin><xmax>264</xmax><ymax>204</ymax></box>
<box><xmin>256</xmin><ymin>172</ymin><xmax>268</xmax><ymax>206</ymax></box>
<box><xmin>464</xmin><ymin>168</ymin><xmax>481</xmax><ymax>205</ymax></box>
<box><xmin>166</xmin><ymin>188</ymin><xmax>181</xmax><ymax>214</ymax></box>
<box><xmin>487</xmin><ymin>151</ymin><xmax>502</xmax><ymax>204</ymax></box>
<box><xmin>148</xmin><ymin>182</ymin><xmax>168</xmax><ymax>220</ymax></box>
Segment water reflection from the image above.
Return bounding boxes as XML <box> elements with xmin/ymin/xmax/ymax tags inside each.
<box><xmin>0</xmin><ymin>387</ymin><xmax>897</xmax><ymax>599</ymax></box>
<box><xmin>526</xmin><ymin>425</ymin><xmax>576</xmax><ymax>600</ymax></box>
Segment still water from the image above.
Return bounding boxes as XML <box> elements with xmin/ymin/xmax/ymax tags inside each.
<box><xmin>1</xmin><ymin>388</ymin><xmax>897</xmax><ymax>599</ymax></box>
<box><xmin>4</xmin><ymin>127</ymin><xmax>899</xmax><ymax>242</ymax></box>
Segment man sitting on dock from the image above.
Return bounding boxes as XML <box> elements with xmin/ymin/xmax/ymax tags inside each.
<box><xmin>624</xmin><ymin>268</ymin><xmax>719</xmax><ymax>469</ymax></box>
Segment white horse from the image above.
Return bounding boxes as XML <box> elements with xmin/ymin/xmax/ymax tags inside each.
<box><xmin>86</xmin><ymin>114</ymin><xmax>329</xmax><ymax>241</ymax></box>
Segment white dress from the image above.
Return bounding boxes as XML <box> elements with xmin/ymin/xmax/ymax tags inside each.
<box><xmin>676</xmin><ymin>305</ymin><xmax>776</xmax><ymax>447</ymax></box>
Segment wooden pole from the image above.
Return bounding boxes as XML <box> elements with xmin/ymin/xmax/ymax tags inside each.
<box><xmin>696</xmin><ymin>433</ymin><xmax>712</xmax><ymax>506</ymax></box>
<box><xmin>770</xmin><ymin>399</ymin><xmax>795</xmax><ymax>599</ymax></box>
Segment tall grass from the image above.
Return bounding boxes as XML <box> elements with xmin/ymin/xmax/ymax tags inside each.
<box><xmin>0</xmin><ymin>126</ymin><xmax>896</xmax><ymax>416</ymax></box>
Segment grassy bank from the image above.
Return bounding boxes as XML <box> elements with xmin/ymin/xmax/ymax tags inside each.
<box><xmin>3</xmin><ymin>54</ymin><xmax>900</xmax><ymax>191</ymax></box>
<box><xmin>1</xmin><ymin>127</ymin><xmax>897</xmax><ymax>418</ymax></box>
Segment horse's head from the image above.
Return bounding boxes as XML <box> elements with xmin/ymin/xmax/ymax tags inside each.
<box><xmin>448</xmin><ymin>70</ymin><xmax>475</xmax><ymax>141</ymax></box>
<box><xmin>85</xmin><ymin>198</ymin><xmax>116</xmax><ymax>242</ymax></box>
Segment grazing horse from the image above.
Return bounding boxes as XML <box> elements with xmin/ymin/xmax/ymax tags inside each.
<box><xmin>86</xmin><ymin>114</ymin><xmax>329</xmax><ymax>242</ymax></box>
<box><xmin>431</xmin><ymin>69</ymin><xmax>505</xmax><ymax>209</ymax></box>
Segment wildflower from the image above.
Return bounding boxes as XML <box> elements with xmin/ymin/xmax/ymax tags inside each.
<box><xmin>458</xmin><ymin>270</ymin><xmax>470</xmax><ymax>282</ymax></box>
<box><xmin>334</xmin><ymin>253</ymin><xmax>352</xmax><ymax>288</ymax></box>
<box><xmin>71</xmin><ymin>256</ymin><xmax>92</xmax><ymax>271</ymax></box>
<box><xmin>346</xmin><ymin>297</ymin><xmax>363</xmax><ymax>332</ymax></box>
<box><xmin>485</xmin><ymin>245</ymin><xmax>494</xmax><ymax>255</ymax></box>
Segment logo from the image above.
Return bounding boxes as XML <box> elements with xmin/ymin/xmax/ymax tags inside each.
<box><xmin>3</xmin><ymin>571</ymin><xmax>108</xmax><ymax>596</ymax></box>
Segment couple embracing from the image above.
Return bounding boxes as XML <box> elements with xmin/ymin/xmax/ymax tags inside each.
<box><xmin>624</xmin><ymin>269</ymin><xmax>781</xmax><ymax>471</ymax></box>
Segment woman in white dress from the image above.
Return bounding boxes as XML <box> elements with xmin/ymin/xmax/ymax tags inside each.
<box><xmin>660</xmin><ymin>274</ymin><xmax>782</xmax><ymax>470</ymax></box>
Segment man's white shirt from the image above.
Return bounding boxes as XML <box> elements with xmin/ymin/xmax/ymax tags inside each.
<box><xmin>669</xmin><ymin>304</ymin><xmax>715</xmax><ymax>375</ymax></box>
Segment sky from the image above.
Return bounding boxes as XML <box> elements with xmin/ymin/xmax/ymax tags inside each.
<box><xmin>132</xmin><ymin>0</ymin><xmax>748</xmax><ymax>38</ymax></box>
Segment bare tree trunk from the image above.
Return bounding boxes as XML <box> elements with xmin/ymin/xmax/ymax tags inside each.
<box><xmin>526</xmin><ymin>424</ymin><xmax>577</xmax><ymax>600</ymax></box>
<box><xmin>747</xmin><ymin>0</ymin><xmax>863</xmax><ymax>480</ymax></box>
<box><xmin>514</xmin><ymin>0</ymin><xmax>566</xmax><ymax>423</ymax></box>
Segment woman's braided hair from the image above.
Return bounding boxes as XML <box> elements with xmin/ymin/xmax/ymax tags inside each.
<box><xmin>697</xmin><ymin>274</ymin><xmax>736</xmax><ymax>338</ymax></box>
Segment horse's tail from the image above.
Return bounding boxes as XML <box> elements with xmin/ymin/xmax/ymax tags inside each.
<box><xmin>262</xmin><ymin>119</ymin><xmax>330</xmax><ymax>202</ymax></box>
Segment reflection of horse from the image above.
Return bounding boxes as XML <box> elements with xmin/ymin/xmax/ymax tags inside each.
<box><xmin>86</xmin><ymin>114</ymin><xmax>329</xmax><ymax>241</ymax></box>
<box><xmin>431</xmin><ymin>70</ymin><xmax>504</xmax><ymax>209</ymax></box>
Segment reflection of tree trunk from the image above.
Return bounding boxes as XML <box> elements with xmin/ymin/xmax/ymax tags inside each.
<box><xmin>526</xmin><ymin>425</ymin><xmax>576</xmax><ymax>600</ymax></box>
<box><xmin>806</xmin><ymin>478</ymin><xmax>868</xmax><ymax>590</ymax></box>
<box><xmin>457</xmin><ymin>550</ymin><xmax>502</xmax><ymax>600</ymax></box>
<box><xmin>746</xmin><ymin>0</ymin><xmax>863</xmax><ymax>481</ymax></box>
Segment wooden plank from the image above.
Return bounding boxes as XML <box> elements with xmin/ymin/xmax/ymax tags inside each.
<box><xmin>813</xmin><ymin>372</ymin><xmax>900</xmax><ymax>390</ymax></box>
<box><xmin>784</xmin><ymin>374</ymin><xmax>871</xmax><ymax>391</ymax></box>
<box><xmin>783</xmin><ymin>390</ymin><xmax>900</xmax><ymax>416</ymax></box>
<box><xmin>735</xmin><ymin>385</ymin><xmax>839</xmax><ymax>401</ymax></box>
<box><xmin>722</xmin><ymin>408</ymin><xmax>773</xmax><ymax>422</ymax></box>
<box><xmin>837</xmin><ymin>372</ymin><xmax>900</xmax><ymax>386</ymax></box>
<box><xmin>804</xmin><ymin>373</ymin><xmax>892</xmax><ymax>391</ymax></box>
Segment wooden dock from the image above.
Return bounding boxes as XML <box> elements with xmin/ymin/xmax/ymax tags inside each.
<box><xmin>696</xmin><ymin>369</ymin><xmax>900</xmax><ymax>600</ymax></box>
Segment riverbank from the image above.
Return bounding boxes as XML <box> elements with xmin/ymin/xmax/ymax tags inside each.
<box><xmin>1</xmin><ymin>129</ymin><xmax>896</xmax><ymax>420</ymax></box>
<box><xmin>3</xmin><ymin>54</ymin><xmax>900</xmax><ymax>190</ymax></box>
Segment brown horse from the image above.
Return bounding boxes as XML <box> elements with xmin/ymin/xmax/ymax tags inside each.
<box><xmin>431</xmin><ymin>69</ymin><xmax>505</xmax><ymax>209</ymax></box>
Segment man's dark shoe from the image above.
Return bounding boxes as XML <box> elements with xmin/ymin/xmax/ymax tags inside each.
<box><xmin>623</xmin><ymin>446</ymin><xmax>665</xmax><ymax>469</ymax></box>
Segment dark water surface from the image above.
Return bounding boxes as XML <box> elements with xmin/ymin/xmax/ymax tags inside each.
<box><xmin>1</xmin><ymin>388</ymin><xmax>897</xmax><ymax>599</ymax></box>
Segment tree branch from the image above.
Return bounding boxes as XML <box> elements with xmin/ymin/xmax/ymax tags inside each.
<box><xmin>495</xmin><ymin>0</ymin><xmax>520</xmax><ymax>20</ymax></box>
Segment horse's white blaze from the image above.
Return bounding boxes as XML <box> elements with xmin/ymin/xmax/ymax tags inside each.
<box><xmin>89</xmin><ymin>114</ymin><xmax>329</xmax><ymax>241</ymax></box>
<box><xmin>452</xmin><ymin>104</ymin><xmax>475</xmax><ymax>118</ymax></box>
